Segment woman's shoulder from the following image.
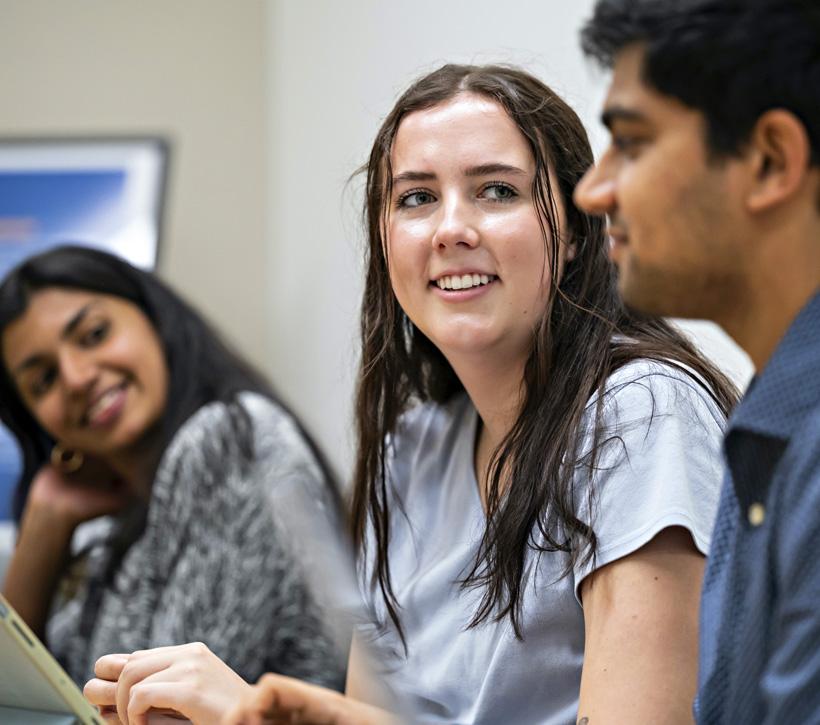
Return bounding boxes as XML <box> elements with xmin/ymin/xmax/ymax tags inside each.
<box><xmin>166</xmin><ymin>391</ymin><xmax>299</xmax><ymax>451</ymax></box>
<box><xmin>591</xmin><ymin>357</ymin><xmax>726</xmax><ymax>429</ymax></box>
<box><xmin>159</xmin><ymin>392</ymin><xmax>324</xmax><ymax>493</ymax></box>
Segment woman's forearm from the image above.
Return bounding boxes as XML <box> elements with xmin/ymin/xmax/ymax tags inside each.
<box><xmin>2</xmin><ymin>503</ymin><xmax>75</xmax><ymax>638</ymax></box>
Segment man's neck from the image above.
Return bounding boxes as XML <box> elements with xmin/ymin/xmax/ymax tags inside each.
<box><xmin>721</xmin><ymin>220</ymin><xmax>820</xmax><ymax>372</ymax></box>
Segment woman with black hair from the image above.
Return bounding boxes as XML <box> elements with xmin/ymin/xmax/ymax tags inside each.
<box><xmin>0</xmin><ymin>245</ymin><xmax>345</xmax><ymax>693</ymax></box>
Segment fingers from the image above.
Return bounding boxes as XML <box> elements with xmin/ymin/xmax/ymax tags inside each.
<box><xmin>94</xmin><ymin>654</ymin><xmax>131</xmax><ymax>682</ymax></box>
<box><xmin>116</xmin><ymin>650</ymin><xmax>176</xmax><ymax>724</ymax></box>
<box><xmin>94</xmin><ymin>642</ymin><xmax>227</xmax><ymax>725</ymax></box>
<box><xmin>99</xmin><ymin>705</ymin><xmax>123</xmax><ymax>724</ymax></box>
<box><xmin>222</xmin><ymin>674</ymin><xmax>348</xmax><ymax>725</ymax></box>
<box><xmin>122</xmin><ymin>681</ymin><xmax>192</xmax><ymax>725</ymax></box>
<box><xmin>85</xmin><ymin>677</ymin><xmax>119</xmax><ymax>708</ymax></box>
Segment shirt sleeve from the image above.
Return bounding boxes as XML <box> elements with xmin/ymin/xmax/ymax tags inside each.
<box><xmin>572</xmin><ymin>362</ymin><xmax>726</xmax><ymax>601</ymax></box>
<box><xmin>148</xmin><ymin>396</ymin><xmax>346</xmax><ymax>690</ymax></box>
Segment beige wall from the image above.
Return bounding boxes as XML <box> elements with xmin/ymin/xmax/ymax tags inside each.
<box><xmin>0</xmin><ymin>0</ymin><xmax>271</xmax><ymax>371</ymax></box>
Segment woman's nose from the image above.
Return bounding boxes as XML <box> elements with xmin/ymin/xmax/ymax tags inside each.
<box><xmin>58</xmin><ymin>349</ymin><xmax>97</xmax><ymax>393</ymax></box>
<box><xmin>431</xmin><ymin>196</ymin><xmax>480</xmax><ymax>250</ymax></box>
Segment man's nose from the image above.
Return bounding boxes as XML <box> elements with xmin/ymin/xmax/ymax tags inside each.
<box><xmin>573</xmin><ymin>161</ymin><xmax>616</xmax><ymax>217</ymax></box>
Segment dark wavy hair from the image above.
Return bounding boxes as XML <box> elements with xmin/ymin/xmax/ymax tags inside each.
<box><xmin>350</xmin><ymin>64</ymin><xmax>738</xmax><ymax>642</ymax></box>
<box><xmin>581</xmin><ymin>0</ymin><xmax>820</xmax><ymax>166</ymax></box>
<box><xmin>0</xmin><ymin>245</ymin><xmax>337</xmax><ymax>633</ymax></box>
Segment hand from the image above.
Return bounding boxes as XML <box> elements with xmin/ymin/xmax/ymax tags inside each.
<box><xmin>84</xmin><ymin>643</ymin><xmax>253</xmax><ymax>725</ymax></box>
<box><xmin>27</xmin><ymin>460</ymin><xmax>130</xmax><ymax>529</ymax></box>
<box><xmin>221</xmin><ymin>673</ymin><xmax>400</xmax><ymax>725</ymax></box>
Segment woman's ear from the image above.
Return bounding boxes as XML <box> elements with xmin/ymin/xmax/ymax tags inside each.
<box><xmin>745</xmin><ymin>109</ymin><xmax>812</xmax><ymax>213</ymax></box>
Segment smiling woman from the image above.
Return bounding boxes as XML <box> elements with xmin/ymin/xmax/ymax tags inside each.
<box><xmin>0</xmin><ymin>246</ymin><xmax>346</xmax><ymax>695</ymax></box>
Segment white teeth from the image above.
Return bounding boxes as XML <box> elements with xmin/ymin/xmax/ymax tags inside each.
<box><xmin>87</xmin><ymin>387</ymin><xmax>122</xmax><ymax>421</ymax></box>
<box><xmin>435</xmin><ymin>274</ymin><xmax>496</xmax><ymax>290</ymax></box>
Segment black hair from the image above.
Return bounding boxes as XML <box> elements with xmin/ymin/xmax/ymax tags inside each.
<box><xmin>0</xmin><ymin>245</ymin><xmax>339</xmax><ymax>628</ymax></box>
<box><xmin>581</xmin><ymin>0</ymin><xmax>820</xmax><ymax>164</ymax></box>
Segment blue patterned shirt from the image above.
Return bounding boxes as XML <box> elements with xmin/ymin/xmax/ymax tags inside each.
<box><xmin>696</xmin><ymin>290</ymin><xmax>820</xmax><ymax>723</ymax></box>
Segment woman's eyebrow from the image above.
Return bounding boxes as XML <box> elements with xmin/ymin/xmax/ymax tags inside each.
<box><xmin>61</xmin><ymin>302</ymin><xmax>98</xmax><ymax>340</ymax></box>
<box><xmin>392</xmin><ymin>163</ymin><xmax>527</xmax><ymax>185</ymax></box>
<box><xmin>464</xmin><ymin>163</ymin><xmax>527</xmax><ymax>178</ymax></box>
<box><xmin>392</xmin><ymin>170</ymin><xmax>436</xmax><ymax>185</ymax></box>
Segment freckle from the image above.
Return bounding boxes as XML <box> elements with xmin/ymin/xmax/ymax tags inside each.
<box><xmin>654</xmin><ymin>576</ymin><xmax>659</xmax><ymax>581</ymax></box>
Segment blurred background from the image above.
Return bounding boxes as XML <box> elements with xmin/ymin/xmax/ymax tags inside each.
<box><xmin>0</xmin><ymin>0</ymin><xmax>753</xmax><ymax>568</ymax></box>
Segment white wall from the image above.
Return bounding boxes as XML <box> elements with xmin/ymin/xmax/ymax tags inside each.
<box><xmin>265</xmin><ymin>0</ymin><xmax>753</xmax><ymax>479</ymax></box>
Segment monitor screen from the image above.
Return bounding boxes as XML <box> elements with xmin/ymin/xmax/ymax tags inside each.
<box><xmin>0</xmin><ymin>137</ymin><xmax>169</xmax><ymax>521</ymax></box>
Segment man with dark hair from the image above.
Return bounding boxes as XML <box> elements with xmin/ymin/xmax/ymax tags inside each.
<box><xmin>574</xmin><ymin>0</ymin><xmax>820</xmax><ymax>722</ymax></box>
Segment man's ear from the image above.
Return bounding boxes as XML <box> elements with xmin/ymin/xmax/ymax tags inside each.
<box><xmin>745</xmin><ymin>109</ymin><xmax>811</xmax><ymax>213</ymax></box>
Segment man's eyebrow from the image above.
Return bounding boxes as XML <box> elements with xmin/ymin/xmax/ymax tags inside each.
<box><xmin>12</xmin><ymin>302</ymin><xmax>98</xmax><ymax>375</ymax></box>
<box><xmin>601</xmin><ymin>106</ymin><xmax>647</xmax><ymax>129</ymax></box>
<box><xmin>392</xmin><ymin>163</ymin><xmax>527</xmax><ymax>185</ymax></box>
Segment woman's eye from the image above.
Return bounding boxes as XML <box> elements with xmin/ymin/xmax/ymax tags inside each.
<box><xmin>30</xmin><ymin>368</ymin><xmax>57</xmax><ymax>397</ymax></box>
<box><xmin>398</xmin><ymin>190</ymin><xmax>436</xmax><ymax>208</ymax></box>
<box><xmin>80</xmin><ymin>321</ymin><xmax>109</xmax><ymax>347</ymax></box>
<box><xmin>481</xmin><ymin>183</ymin><xmax>517</xmax><ymax>202</ymax></box>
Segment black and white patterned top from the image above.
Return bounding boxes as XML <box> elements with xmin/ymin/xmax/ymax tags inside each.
<box><xmin>46</xmin><ymin>392</ymin><xmax>346</xmax><ymax>690</ymax></box>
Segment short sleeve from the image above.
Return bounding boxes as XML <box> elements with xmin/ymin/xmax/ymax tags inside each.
<box><xmin>572</xmin><ymin>361</ymin><xmax>726</xmax><ymax>601</ymax></box>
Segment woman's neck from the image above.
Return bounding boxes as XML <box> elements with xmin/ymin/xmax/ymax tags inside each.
<box><xmin>447</xmin><ymin>350</ymin><xmax>527</xmax><ymax>506</ymax></box>
<box><xmin>106</xmin><ymin>425</ymin><xmax>165</xmax><ymax>499</ymax></box>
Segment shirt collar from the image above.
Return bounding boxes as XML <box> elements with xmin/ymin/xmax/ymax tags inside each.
<box><xmin>725</xmin><ymin>288</ymin><xmax>820</xmax><ymax>518</ymax></box>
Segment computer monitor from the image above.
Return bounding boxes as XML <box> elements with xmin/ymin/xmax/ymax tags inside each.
<box><xmin>0</xmin><ymin>136</ymin><xmax>169</xmax><ymax>524</ymax></box>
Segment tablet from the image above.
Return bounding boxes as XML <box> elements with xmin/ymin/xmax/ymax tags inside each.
<box><xmin>0</xmin><ymin>594</ymin><xmax>103</xmax><ymax>724</ymax></box>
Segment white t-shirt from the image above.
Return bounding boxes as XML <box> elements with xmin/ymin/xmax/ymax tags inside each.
<box><xmin>357</xmin><ymin>360</ymin><xmax>726</xmax><ymax>725</ymax></box>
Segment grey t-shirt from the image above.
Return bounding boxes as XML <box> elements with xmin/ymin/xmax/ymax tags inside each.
<box><xmin>358</xmin><ymin>360</ymin><xmax>725</xmax><ymax>725</ymax></box>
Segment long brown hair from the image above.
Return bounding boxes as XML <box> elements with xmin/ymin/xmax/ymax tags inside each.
<box><xmin>351</xmin><ymin>64</ymin><xmax>737</xmax><ymax>642</ymax></box>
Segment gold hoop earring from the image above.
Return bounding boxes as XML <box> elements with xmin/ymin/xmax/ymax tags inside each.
<box><xmin>51</xmin><ymin>443</ymin><xmax>84</xmax><ymax>474</ymax></box>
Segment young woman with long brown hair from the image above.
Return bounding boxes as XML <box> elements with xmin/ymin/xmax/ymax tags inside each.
<box><xmin>87</xmin><ymin>64</ymin><xmax>736</xmax><ymax>725</ymax></box>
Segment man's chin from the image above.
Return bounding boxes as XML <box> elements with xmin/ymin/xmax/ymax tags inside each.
<box><xmin>618</xmin><ymin>270</ymin><xmax>679</xmax><ymax>318</ymax></box>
